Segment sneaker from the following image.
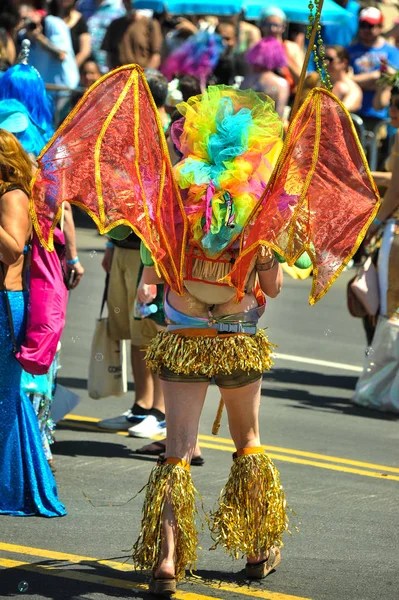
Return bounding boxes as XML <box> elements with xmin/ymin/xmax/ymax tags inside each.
<box><xmin>128</xmin><ymin>415</ymin><xmax>166</xmax><ymax>438</ymax></box>
<box><xmin>97</xmin><ymin>409</ymin><xmax>151</xmax><ymax>431</ymax></box>
<box><xmin>156</xmin><ymin>420</ymin><xmax>167</xmax><ymax>437</ymax></box>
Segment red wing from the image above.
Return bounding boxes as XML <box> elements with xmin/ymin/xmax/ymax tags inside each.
<box><xmin>226</xmin><ymin>88</ymin><xmax>380</xmax><ymax>303</ymax></box>
<box><xmin>31</xmin><ymin>65</ymin><xmax>186</xmax><ymax>294</ymax></box>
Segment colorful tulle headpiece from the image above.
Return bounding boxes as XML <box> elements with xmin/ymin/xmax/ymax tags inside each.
<box><xmin>245</xmin><ymin>37</ymin><xmax>287</xmax><ymax>71</ymax></box>
<box><xmin>172</xmin><ymin>85</ymin><xmax>284</xmax><ymax>256</ymax></box>
<box><xmin>161</xmin><ymin>31</ymin><xmax>224</xmax><ymax>88</ymax></box>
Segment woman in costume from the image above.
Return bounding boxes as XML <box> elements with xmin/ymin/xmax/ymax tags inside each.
<box><xmin>131</xmin><ymin>85</ymin><xmax>287</xmax><ymax>595</ymax></box>
<box><xmin>0</xmin><ymin>129</ymin><xmax>66</xmax><ymax>517</ymax></box>
<box><xmin>353</xmin><ymin>82</ymin><xmax>399</xmax><ymax>413</ymax></box>
<box><xmin>28</xmin><ymin>32</ymin><xmax>379</xmax><ymax>591</ymax></box>
<box><xmin>0</xmin><ymin>42</ymin><xmax>84</xmax><ymax>467</ymax></box>
<box><xmin>241</xmin><ymin>37</ymin><xmax>290</xmax><ymax>118</ymax></box>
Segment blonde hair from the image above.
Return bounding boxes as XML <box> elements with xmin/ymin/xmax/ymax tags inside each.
<box><xmin>0</xmin><ymin>128</ymin><xmax>33</xmax><ymax>198</ymax></box>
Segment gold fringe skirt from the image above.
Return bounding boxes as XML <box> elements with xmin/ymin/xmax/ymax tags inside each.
<box><xmin>210</xmin><ymin>451</ymin><xmax>288</xmax><ymax>559</ymax></box>
<box><xmin>132</xmin><ymin>461</ymin><xmax>198</xmax><ymax>581</ymax></box>
<box><xmin>146</xmin><ymin>329</ymin><xmax>274</xmax><ymax>377</ymax></box>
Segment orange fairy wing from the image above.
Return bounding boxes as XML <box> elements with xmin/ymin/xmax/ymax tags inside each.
<box><xmin>31</xmin><ymin>65</ymin><xmax>186</xmax><ymax>294</ymax></box>
<box><xmin>227</xmin><ymin>88</ymin><xmax>380</xmax><ymax>303</ymax></box>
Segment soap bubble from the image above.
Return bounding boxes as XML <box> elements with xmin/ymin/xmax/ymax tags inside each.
<box><xmin>18</xmin><ymin>582</ymin><xmax>29</xmax><ymax>593</ymax></box>
<box><xmin>324</xmin><ymin>329</ymin><xmax>331</xmax><ymax>336</ymax></box>
<box><xmin>95</xmin><ymin>353</ymin><xmax>104</xmax><ymax>362</ymax></box>
<box><xmin>114</xmin><ymin>307</ymin><xmax>120</xmax><ymax>314</ymax></box>
<box><xmin>89</xmin><ymin>251</ymin><xmax>97</xmax><ymax>258</ymax></box>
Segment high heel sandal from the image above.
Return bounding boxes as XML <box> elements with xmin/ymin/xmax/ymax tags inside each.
<box><xmin>245</xmin><ymin>547</ymin><xmax>281</xmax><ymax>579</ymax></box>
<box><xmin>149</xmin><ymin>576</ymin><xmax>177</xmax><ymax>596</ymax></box>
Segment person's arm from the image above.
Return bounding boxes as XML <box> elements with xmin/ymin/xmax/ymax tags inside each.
<box><xmin>368</xmin><ymin>132</ymin><xmax>399</xmax><ymax>236</ymax></box>
<box><xmin>29</xmin><ymin>24</ymin><xmax>67</xmax><ymax>61</ymax></box>
<box><xmin>136</xmin><ymin>274</ymin><xmax>157</xmax><ymax>303</ymax></box>
<box><xmin>75</xmin><ymin>32</ymin><xmax>91</xmax><ymax>67</ymax></box>
<box><xmin>147</xmin><ymin>52</ymin><xmax>161</xmax><ymax>69</ymax></box>
<box><xmin>256</xmin><ymin>247</ymin><xmax>283</xmax><ymax>298</ymax></box>
<box><xmin>274</xmin><ymin>77</ymin><xmax>290</xmax><ymax>119</ymax></box>
<box><xmin>284</xmin><ymin>40</ymin><xmax>303</xmax><ymax>84</ymax></box>
<box><xmin>0</xmin><ymin>190</ymin><xmax>30</xmax><ymax>265</ymax></box>
<box><xmin>102</xmin><ymin>242</ymin><xmax>114</xmax><ymax>272</ymax></box>
<box><xmin>352</xmin><ymin>70</ymin><xmax>380</xmax><ymax>91</ymax></box>
<box><xmin>141</xmin><ymin>265</ymin><xmax>164</xmax><ymax>285</ymax></box>
<box><xmin>63</xmin><ymin>202</ymin><xmax>84</xmax><ymax>288</ymax></box>
<box><xmin>342</xmin><ymin>81</ymin><xmax>363</xmax><ymax>113</ymax></box>
<box><xmin>147</xmin><ymin>18</ymin><xmax>162</xmax><ymax>69</ymax></box>
<box><xmin>371</xmin><ymin>171</ymin><xmax>392</xmax><ymax>188</ymax></box>
<box><xmin>6</xmin><ymin>33</ymin><xmax>16</xmax><ymax>65</ymax></box>
<box><xmin>373</xmin><ymin>83</ymin><xmax>392</xmax><ymax>111</ymax></box>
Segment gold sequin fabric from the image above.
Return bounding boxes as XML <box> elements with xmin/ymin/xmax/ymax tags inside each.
<box><xmin>210</xmin><ymin>453</ymin><xmax>288</xmax><ymax>559</ymax></box>
<box><xmin>132</xmin><ymin>462</ymin><xmax>198</xmax><ymax>581</ymax></box>
<box><xmin>145</xmin><ymin>329</ymin><xmax>274</xmax><ymax>376</ymax></box>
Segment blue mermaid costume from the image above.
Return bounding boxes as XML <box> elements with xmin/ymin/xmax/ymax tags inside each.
<box><xmin>0</xmin><ymin>291</ymin><xmax>66</xmax><ymax>517</ymax></box>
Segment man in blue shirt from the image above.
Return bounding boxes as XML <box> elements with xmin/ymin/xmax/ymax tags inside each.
<box><xmin>348</xmin><ymin>7</ymin><xmax>399</xmax><ymax>122</ymax></box>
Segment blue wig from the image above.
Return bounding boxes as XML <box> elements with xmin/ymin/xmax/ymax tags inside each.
<box><xmin>0</xmin><ymin>99</ymin><xmax>48</xmax><ymax>156</ymax></box>
<box><xmin>0</xmin><ymin>64</ymin><xmax>54</xmax><ymax>143</ymax></box>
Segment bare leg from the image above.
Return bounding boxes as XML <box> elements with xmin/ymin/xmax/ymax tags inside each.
<box><xmin>155</xmin><ymin>380</ymin><xmax>208</xmax><ymax>579</ymax></box>
<box><xmin>152</xmin><ymin>373</ymin><xmax>165</xmax><ymax>414</ymax></box>
<box><xmin>220</xmin><ymin>378</ymin><xmax>267</xmax><ymax>564</ymax></box>
<box><xmin>131</xmin><ymin>344</ymin><xmax>153</xmax><ymax>409</ymax></box>
<box><xmin>221</xmin><ymin>378</ymin><xmax>261</xmax><ymax>450</ymax></box>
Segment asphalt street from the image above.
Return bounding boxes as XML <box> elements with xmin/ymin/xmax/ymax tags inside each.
<box><xmin>1</xmin><ymin>225</ymin><xmax>398</xmax><ymax>600</ymax></box>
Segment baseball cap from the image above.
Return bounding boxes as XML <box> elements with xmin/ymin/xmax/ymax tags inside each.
<box><xmin>359</xmin><ymin>7</ymin><xmax>384</xmax><ymax>26</ymax></box>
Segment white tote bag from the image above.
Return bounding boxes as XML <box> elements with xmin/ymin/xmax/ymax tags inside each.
<box><xmin>88</xmin><ymin>276</ymin><xmax>127</xmax><ymax>399</ymax></box>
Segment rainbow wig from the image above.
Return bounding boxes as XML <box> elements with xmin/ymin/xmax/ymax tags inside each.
<box><xmin>172</xmin><ymin>85</ymin><xmax>283</xmax><ymax>256</ymax></box>
<box><xmin>245</xmin><ymin>37</ymin><xmax>287</xmax><ymax>72</ymax></box>
<box><xmin>161</xmin><ymin>31</ymin><xmax>224</xmax><ymax>88</ymax></box>
<box><xmin>0</xmin><ymin>64</ymin><xmax>54</xmax><ymax>143</ymax></box>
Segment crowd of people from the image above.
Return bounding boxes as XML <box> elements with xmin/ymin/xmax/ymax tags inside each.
<box><xmin>1</xmin><ymin>0</ymin><xmax>399</xmax><ymax>596</ymax></box>
<box><xmin>0</xmin><ymin>2</ymin><xmax>397</xmax><ymax>128</ymax></box>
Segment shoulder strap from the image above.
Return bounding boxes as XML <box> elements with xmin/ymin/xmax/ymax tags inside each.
<box><xmin>100</xmin><ymin>274</ymin><xmax>109</xmax><ymax>319</ymax></box>
<box><xmin>0</xmin><ymin>263</ymin><xmax>17</xmax><ymax>354</ymax></box>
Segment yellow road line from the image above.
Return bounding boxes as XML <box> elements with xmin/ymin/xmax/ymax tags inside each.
<box><xmin>0</xmin><ymin>557</ymin><xmax>146</xmax><ymax>593</ymax></box>
<box><xmin>199</xmin><ymin>443</ymin><xmax>399</xmax><ymax>481</ymax></box>
<box><xmin>63</xmin><ymin>414</ymin><xmax>399</xmax><ymax>477</ymax></box>
<box><xmin>199</xmin><ymin>434</ymin><xmax>399</xmax><ymax>474</ymax></box>
<box><xmin>0</xmin><ymin>544</ymin><xmax>311</xmax><ymax>600</ymax></box>
<box><xmin>0</xmin><ymin>558</ymin><xmax>212</xmax><ymax>600</ymax></box>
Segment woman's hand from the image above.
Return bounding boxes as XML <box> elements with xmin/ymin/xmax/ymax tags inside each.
<box><xmin>256</xmin><ymin>247</ymin><xmax>283</xmax><ymax>298</ymax></box>
<box><xmin>102</xmin><ymin>246</ymin><xmax>114</xmax><ymax>273</ymax></box>
<box><xmin>136</xmin><ymin>279</ymin><xmax>157</xmax><ymax>304</ymax></box>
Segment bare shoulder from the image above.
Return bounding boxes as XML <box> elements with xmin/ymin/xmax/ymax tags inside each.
<box><xmin>0</xmin><ymin>189</ymin><xmax>30</xmax><ymax>214</ymax></box>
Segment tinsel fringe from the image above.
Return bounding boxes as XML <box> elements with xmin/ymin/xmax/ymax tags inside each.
<box><xmin>132</xmin><ymin>463</ymin><xmax>198</xmax><ymax>581</ymax></box>
<box><xmin>210</xmin><ymin>454</ymin><xmax>288</xmax><ymax>559</ymax></box>
<box><xmin>146</xmin><ymin>329</ymin><xmax>274</xmax><ymax>376</ymax></box>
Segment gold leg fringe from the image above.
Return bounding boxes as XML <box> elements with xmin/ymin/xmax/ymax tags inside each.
<box><xmin>146</xmin><ymin>329</ymin><xmax>275</xmax><ymax>376</ymax></box>
<box><xmin>210</xmin><ymin>452</ymin><xmax>288</xmax><ymax>559</ymax></box>
<box><xmin>132</xmin><ymin>462</ymin><xmax>198</xmax><ymax>581</ymax></box>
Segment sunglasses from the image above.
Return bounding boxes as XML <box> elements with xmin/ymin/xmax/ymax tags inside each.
<box><xmin>390</xmin><ymin>99</ymin><xmax>399</xmax><ymax>110</ymax></box>
<box><xmin>359</xmin><ymin>21</ymin><xmax>379</xmax><ymax>30</ymax></box>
